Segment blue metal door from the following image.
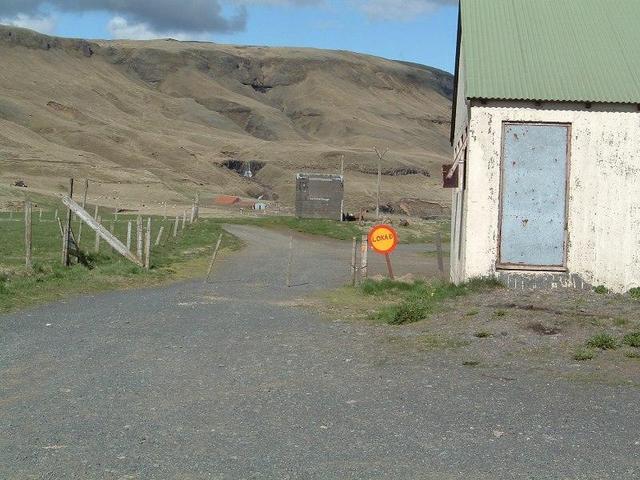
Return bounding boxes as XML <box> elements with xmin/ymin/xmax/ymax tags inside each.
<box><xmin>499</xmin><ymin>123</ymin><xmax>569</xmax><ymax>268</ymax></box>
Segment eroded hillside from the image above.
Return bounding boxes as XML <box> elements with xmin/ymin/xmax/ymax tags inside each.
<box><xmin>0</xmin><ymin>26</ymin><xmax>453</xmax><ymax>212</ymax></box>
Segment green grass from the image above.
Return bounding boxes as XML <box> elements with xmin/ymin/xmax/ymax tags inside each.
<box><xmin>361</xmin><ymin>278</ymin><xmax>424</xmax><ymax>296</ymax></box>
<box><xmin>573</xmin><ymin>347</ymin><xmax>596</xmax><ymax>361</ymax></box>
<box><xmin>213</xmin><ymin>216</ymin><xmax>450</xmax><ymax>244</ymax></box>
<box><xmin>594</xmin><ymin>285</ymin><xmax>609</xmax><ymax>295</ymax></box>
<box><xmin>585</xmin><ymin>333</ymin><xmax>619</xmax><ymax>350</ymax></box>
<box><xmin>474</xmin><ymin>331</ymin><xmax>493</xmax><ymax>338</ymax></box>
<box><xmin>624</xmin><ymin>350</ymin><xmax>640</xmax><ymax>359</ymax></box>
<box><xmin>462</xmin><ymin>360</ymin><xmax>481</xmax><ymax>367</ymax></box>
<box><xmin>629</xmin><ymin>288</ymin><xmax>640</xmax><ymax>299</ymax></box>
<box><xmin>379</xmin><ymin>299</ymin><xmax>429</xmax><ymax>325</ymax></box>
<box><xmin>0</xmin><ymin>212</ymin><xmax>241</xmax><ymax>313</ymax></box>
<box><xmin>362</xmin><ymin>277</ymin><xmax>502</xmax><ymax>325</ymax></box>
<box><xmin>622</xmin><ymin>332</ymin><xmax>640</xmax><ymax>348</ymax></box>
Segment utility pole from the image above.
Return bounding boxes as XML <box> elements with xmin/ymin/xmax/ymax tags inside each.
<box><xmin>373</xmin><ymin>146</ymin><xmax>389</xmax><ymax>219</ymax></box>
<box><xmin>340</xmin><ymin>154</ymin><xmax>345</xmax><ymax>222</ymax></box>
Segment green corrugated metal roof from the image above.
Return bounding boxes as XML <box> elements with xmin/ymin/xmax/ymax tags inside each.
<box><xmin>460</xmin><ymin>0</ymin><xmax>640</xmax><ymax>103</ymax></box>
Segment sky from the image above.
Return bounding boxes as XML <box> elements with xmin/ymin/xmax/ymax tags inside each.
<box><xmin>0</xmin><ymin>1</ymin><xmax>459</xmax><ymax>73</ymax></box>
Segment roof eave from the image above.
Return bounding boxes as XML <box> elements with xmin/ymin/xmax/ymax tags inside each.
<box><xmin>449</xmin><ymin>2</ymin><xmax>462</xmax><ymax>147</ymax></box>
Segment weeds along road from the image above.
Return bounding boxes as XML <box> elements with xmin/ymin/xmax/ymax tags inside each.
<box><xmin>1</xmin><ymin>225</ymin><xmax>638</xmax><ymax>479</ymax></box>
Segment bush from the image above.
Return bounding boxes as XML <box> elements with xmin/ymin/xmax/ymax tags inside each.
<box><xmin>573</xmin><ymin>347</ymin><xmax>595</xmax><ymax>361</ymax></box>
<box><xmin>364</xmin><ymin>278</ymin><xmax>502</xmax><ymax>326</ymax></box>
<box><xmin>373</xmin><ymin>297</ymin><xmax>430</xmax><ymax>325</ymax></box>
<box><xmin>629</xmin><ymin>288</ymin><xmax>640</xmax><ymax>299</ymax></box>
<box><xmin>474</xmin><ymin>331</ymin><xmax>492</xmax><ymax>338</ymax></box>
<box><xmin>387</xmin><ymin>300</ymin><xmax>429</xmax><ymax>325</ymax></box>
<box><xmin>586</xmin><ymin>333</ymin><xmax>619</xmax><ymax>350</ymax></box>
<box><xmin>594</xmin><ymin>285</ymin><xmax>609</xmax><ymax>294</ymax></box>
<box><xmin>622</xmin><ymin>332</ymin><xmax>640</xmax><ymax>348</ymax></box>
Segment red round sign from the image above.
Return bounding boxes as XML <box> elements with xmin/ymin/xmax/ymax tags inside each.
<box><xmin>368</xmin><ymin>224</ymin><xmax>399</xmax><ymax>255</ymax></box>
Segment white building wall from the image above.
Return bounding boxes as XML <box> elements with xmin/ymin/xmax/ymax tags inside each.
<box><xmin>452</xmin><ymin>46</ymin><xmax>469</xmax><ymax>143</ymax></box>
<box><xmin>450</xmin><ymin>44</ymin><xmax>469</xmax><ymax>284</ymax></box>
<box><xmin>461</xmin><ymin>100</ymin><xmax>640</xmax><ymax>293</ymax></box>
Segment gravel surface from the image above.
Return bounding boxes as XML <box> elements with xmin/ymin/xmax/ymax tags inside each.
<box><xmin>1</xmin><ymin>225</ymin><xmax>639</xmax><ymax>479</ymax></box>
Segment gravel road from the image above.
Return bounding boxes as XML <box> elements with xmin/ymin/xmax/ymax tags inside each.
<box><xmin>1</xmin><ymin>225</ymin><xmax>638</xmax><ymax>479</ymax></box>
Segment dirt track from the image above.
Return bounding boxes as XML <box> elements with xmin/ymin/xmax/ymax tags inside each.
<box><xmin>1</xmin><ymin>226</ymin><xmax>639</xmax><ymax>479</ymax></box>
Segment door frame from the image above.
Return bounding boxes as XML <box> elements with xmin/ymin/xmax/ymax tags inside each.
<box><xmin>496</xmin><ymin>121</ymin><xmax>572</xmax><ymax>271</ymax></box>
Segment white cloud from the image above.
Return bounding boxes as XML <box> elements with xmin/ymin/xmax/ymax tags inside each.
<box><xmin>0</xmin><ymin>13</ymin><xmax>57</xmax><ymax>34</ymax></box>
<box><xmin>231</xmin><ymin>0</ymin><xmax>322</xmax><ymax>5</ymax></box>
<box><xmin>107</xmin><ymin>16</ymin><xmax>211</xmax><ymax>41</ymax></box>
<box><xmin>2</xmin><ymin>1</ymin><xmax>246</xmax><ymax>35</ymax></box>
<box><xmin>353</xmin><ymin>0</ymin><xmax>455</xmax><ymax>21</ymax></box>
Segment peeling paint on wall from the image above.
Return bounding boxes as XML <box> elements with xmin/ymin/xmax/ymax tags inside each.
<box><xmin>451</xmin><ymin>100</ymin><xmax>640</xmax><ymax>293</ymax></box>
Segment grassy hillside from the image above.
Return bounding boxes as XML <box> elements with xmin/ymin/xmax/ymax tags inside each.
<box><xmin>0</xmin><ymin>26</ymin><xmax>452</xmax><ymax>214</ymax></box>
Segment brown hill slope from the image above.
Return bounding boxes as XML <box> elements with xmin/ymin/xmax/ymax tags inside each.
<box><xmin>0</xmin><ymin>26</ymin><xmax>452</xmax><ymax>212</ymax></box>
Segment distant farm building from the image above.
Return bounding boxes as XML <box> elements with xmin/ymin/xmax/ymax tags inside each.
<box><xmin>448</xmin><ymin>0</ymin><xmax>640</xmax><ymax>293</ymax></box>
<box><xmin>213</xmin><ymin>195</ymin><xmax>269</xmax><ymax>211</ymax></box>
<box><xmin>237</xmin><ymin>200</ymin><xmax>256</xmax><ymax>209</ymax></box>
<box><xmin>295</xmin><ymin>174</ymin><xmax>344</xmax><ymax>221</ymax></box>
<box><xmin>214</xmin><ymin>195</ymin><xmax>240</xmax><ymax>207</ymax></box>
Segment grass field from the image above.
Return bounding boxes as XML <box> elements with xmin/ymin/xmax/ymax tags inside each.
<box><xmin>1</xmin><ymin>187</ymin><xmax>450</xmax><ymax>313</ymax></box>
<box><xmin>319</xmin><ymin>278</ymin><xmax>502</xmax><ymax>326</ymax></box>
<box><xmin>0</xmin><ymin>211</ymin><xmax>241</xmax><ymax>313</ymax></box>
<box><xmin>213</xmin><ymin>216</ymin><xmax>450</xmax><ymax>244</ymax></box>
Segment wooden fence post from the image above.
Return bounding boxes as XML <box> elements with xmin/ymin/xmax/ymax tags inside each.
<box><xmin>435</xmin><ymin>231</ymin><xmax>445</xmax><ymax>280</ymax></box>
<box><xmin>110</xmin><ymin>221</ymin><xmax>116</xmax><ymax>253</ymax></box>
<box><xmin>204</xmin><ymin>233</ymin><xmax>224</xmax><ymax>284</ymax></box>
<box><xmin>155</xmin><ymin>226</ymin><xmax>165</xmax><ymax>246</ymax></box>
<box><xmin>173</xmin><ymin>215</ymin><xmax>179</xmax><ymax>237</ymax></box>
<box><xmin>61</xmin><ymin>178</ymin><xmax>74</xmax><ymax>266</ymax></box>
<box><xmin>350</xmin><ymin>237</ymin><xmax>357</xmax><ymax>286</ymax></box>
<box><xmin>25</xmin><ymin>201</ymin><xmax>32</xmax><ymax>269</ymax></box>
<box><xmin>95</xmin><ymin>216</ymin><xmax>101</xmax><ymax>252</ymax></box>
<box><xmin>38</xmin><ymin>208</ymin><xmax>42</xmax><ymax>222</ymax></box>
<box><xmin>181</xmin><ymin>210</ymin><xmax>187</xmax><ymax>231</ymax></box>
<box><xmin>77</xmin><ymin>179</ymin><xmax>89</xmax><ymax>245</ymax></box>
<box><xmin>144</xmin><ymin>217</ymin><xmax>151</xmax><ymax>270</ymax></box>
<box><xmin>360</xmin><ymin>234</ymin><xmax>368</xmax><ymax>280</ymax></box>
<box><xmin>93</xmin><ymin>205</ymin><xmax>99</xmax><ymax>220</ymax></box>
<box><xmin>136</xmin><ymin>215</ymin><xmax>143</xmax><ymax>260</ymax></box>
<box><xmin>286</xmin><ymin>235</ymin><xmax>294</xmax><ymax>288</ymax></box>
<box><xmin>194</xmin><ymin>192</ymin><xmax>200</xmax><ymax>222</ymax></box>
<box><xmin>126</xmin><ymin>221</ymin><xmax>132</xmax><ymax>251</ymax></box>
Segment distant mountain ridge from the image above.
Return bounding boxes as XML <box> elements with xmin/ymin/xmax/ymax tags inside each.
<box><xmin>0</xmin><ymin>25</ymin><xmax>453</xmax><ymax>211</ymax></box>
